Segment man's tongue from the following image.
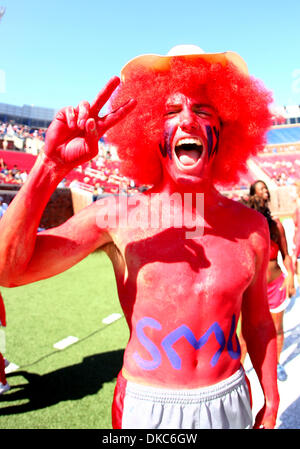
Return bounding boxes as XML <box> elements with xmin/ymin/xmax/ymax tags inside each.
<box><xmin>177</xmin><ymin>149</ymin><xmax>200</xmax><ymax>166</ymax></box>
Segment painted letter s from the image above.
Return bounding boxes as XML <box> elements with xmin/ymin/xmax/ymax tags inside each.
<box><xmin>133</xmin><ymin>317</ymin><xmax>162</xmax><ymax>370</ymax></box>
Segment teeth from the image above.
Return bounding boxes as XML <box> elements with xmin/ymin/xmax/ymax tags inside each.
<box><xmin>176</xmin><ymin>138</ymin><xmax>202</xmax><ymax>147</ymax></box>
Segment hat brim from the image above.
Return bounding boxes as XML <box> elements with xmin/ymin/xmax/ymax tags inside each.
<box><xmin>121</xmin><ymin>51</ymin><xmax>249</xmax><ymax>82</ymax></box>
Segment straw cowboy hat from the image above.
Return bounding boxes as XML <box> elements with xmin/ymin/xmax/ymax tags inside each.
<box><xmin>121</xmin><ymin>44</ymin><xmax>249</xmax><ymax>82</ymax></box>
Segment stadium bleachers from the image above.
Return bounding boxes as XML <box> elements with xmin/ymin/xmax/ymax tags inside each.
<box><xmin>267</xmin><ymin>125</ymin><xmax>300</xmax><ymax>145</ymax></box>
<box><xmin>1</xmin><ymin>114</ymin><xmax>300</xmax><ymax>194</ymax></box>
<box><xmin>0</xmin><ymin>148</ymin><xmax>137</xmax><ymax>194</ymax></box>
<box><xmin>0</xmin><ymin>149</ymin><xmax>36</xmax><ymax>171</ymax></box>
<box><xmin>253</xmin><ymin>152</ymin><xmax>300</xmax><ymax>185</ymax></box>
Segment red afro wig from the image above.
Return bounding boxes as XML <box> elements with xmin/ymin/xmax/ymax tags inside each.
<box><xmin>105</xmin><ymin>54</ymin><xmax>273</xmax><ymax>187</ymax></box>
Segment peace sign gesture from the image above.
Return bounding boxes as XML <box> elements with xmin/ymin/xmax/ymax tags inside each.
<box><xmin>44</xmin><ymin>76</ymin><xmax>135</xmax><ymax>171</ymax></box>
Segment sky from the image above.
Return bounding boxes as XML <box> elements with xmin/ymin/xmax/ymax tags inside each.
<box><xmin>0</xmin><ymin>0</ymin><xmax>300</xmax><ymax>112</ymax></box>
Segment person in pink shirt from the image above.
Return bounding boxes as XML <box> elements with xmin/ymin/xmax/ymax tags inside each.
<box><xmin>239</xmin><ymin>181</ymin><xmax>295</xmax><ymax>382</ymax></box>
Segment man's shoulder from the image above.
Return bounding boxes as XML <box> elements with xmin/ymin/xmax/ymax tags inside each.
<box><xmin>219</xmin><ymin>195</ymin><xmax>269</xmax><ymax>250</ymax></box>
<box><xmin>220</xmin><ymin>194</ymin><xmax>266</xmax><ymax>224</ymax></box>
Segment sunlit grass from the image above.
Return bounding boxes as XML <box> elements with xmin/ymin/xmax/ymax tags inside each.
<box><xmin>0</xmin><ymin>251</ymin><xmax>129</xmax><ymax>429</ymax></box>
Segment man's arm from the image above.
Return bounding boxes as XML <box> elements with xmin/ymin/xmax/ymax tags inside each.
<box><xmin>241</xmin><ymin>214</ymin><xmax>279</xmax><ymax>429</ymax></box>
<box><xmin>276</xmin><ymin>219</ymin><xmax>295</xmax><ymax>297</ymax></box>
<box><xmin>0</xmin><ymin>77</ymin><xmax>135</xmax><ymax>287</ymax></box>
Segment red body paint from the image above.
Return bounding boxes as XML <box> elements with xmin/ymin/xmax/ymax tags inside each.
<box><xmin>0</xmin><ymin>53</ymin><xmax>279</xmax><ymax>428</ymax></box>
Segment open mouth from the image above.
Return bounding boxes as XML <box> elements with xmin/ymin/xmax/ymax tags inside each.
<box><xmin>174</xmin><ymin>138</ymin><xmax>204</xmax><ymax>167</ymax></box>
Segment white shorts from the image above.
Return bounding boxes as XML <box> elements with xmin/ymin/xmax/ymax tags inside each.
<box><xmin>116</xmin><ymin>367</ymin><xmax>252</xmax><ymax>429</ymax></box>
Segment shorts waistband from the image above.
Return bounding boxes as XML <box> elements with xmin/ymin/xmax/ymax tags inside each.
<box><xmin>125</xmin><ymin>367</ymin><xmax>246</xmax><ymax>404</ymax></box>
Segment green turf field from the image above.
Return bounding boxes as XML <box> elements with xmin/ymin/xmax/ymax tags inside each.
<box><xmin>0</xmin><ymin>251</ymin><xmax>129</xmax><ymax>429</ymax></box>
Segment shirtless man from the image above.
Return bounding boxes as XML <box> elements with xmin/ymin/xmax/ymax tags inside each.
<box><xmin>0</xmin><ymin>46</ymin><xmax>279</xmax><ymax>429</ymax></box>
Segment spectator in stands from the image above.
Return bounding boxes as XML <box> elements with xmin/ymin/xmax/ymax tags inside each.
<box><xmin>0</xmin><ymin>123</ymin><xmax>5</xmax><ymax>137</ymax></box>
<box><xmin>3</xmin><ymin>170</ymin><xmax>22</xmax><ymax>185</ymax></box>
<box><xmin>11</xmin><ymin>164</ymin><xmax>18</xmax><ymax>176</ymax></box>
<box><xmin>69</xmin><ymin>179</ymin><xmax>80</xmax><ymax>189</ymax></box>
<box><xmin>92</xmin><ymin>183</ymin><xmax>104</xmax><ymax>201</ymax></box>
<box><xmin>239</xmin><ymin>180</ymin><xmax>295</xmax><ymax>381</ymax></box>
<box><xmin>0</xmin><ymin>121</ymin><xmax>47</xmax><ymax>142</ymax></box>
<box><xmin>13</xmin><ymin>169</ymin><xmax>23</xmax><ymax>183</ymax></box>
<box><xmin>19</xmin><ymin>170</ymin><xmax>28</xmax><ymax>183</ymax></box>
<box><xmin>0</xmin><ymin>159</ymin><xmax>29</xmax><ymax>185</ymax></box>
<box><xmin>95</xmin><ymin>153</ymin><xmax>105</xmax><ymax>168</ymax></box>
<box><xmin>0</xmin><ymin>196</ymin><xmax>8</xmax><ymax>219</ymax></box>
<box><xmin>57</xmin><ymin>178</ymin><xmax>67</xmax><ymax>188</ymax></box>
<box><xmin>0</xmin><ymin>159</ymin><xmax>8</xmax><ymax>175</ymax></box>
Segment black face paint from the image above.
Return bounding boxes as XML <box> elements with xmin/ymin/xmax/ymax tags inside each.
<box><xmin>205</xmin><ymin>125</ymin><xmax>219</xmax><ymax>160</ymax></box>
<box><xmin>159</xmin><ymin>141</ymin><xmax>167</xmax><ymax>158</ymax></box>
<box><xmin>159</xmin><ymin>124</ymin><xmax>176</xmax><ymax>160</ymax></box>
<box><xmin>212</xmin><ymin>126</ymin><xmax>219</xmax><ymax>158</ymax></box>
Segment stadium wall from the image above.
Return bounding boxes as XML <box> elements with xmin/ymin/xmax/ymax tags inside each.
<box><xmin>0</xmin><ymin>185</ymin><xmax>74</xmax><ymax>229</ymax></box>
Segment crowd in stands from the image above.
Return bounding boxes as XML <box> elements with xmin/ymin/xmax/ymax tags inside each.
<box><xmin>254</xmin><ymin>153</ymin><xmax>300</xmax><ymax>187</ymax></box>
<box><xmin>0</xmin><ymin>121</ymin><xmax>46</xmax><ymax>140</ymax></box>
<box><xmin>60</xmin><ymin>140</ymin><xmax>144</xmax><ymax>195</ymax></box>
<box><xmin>1</xmin><ymin>118</ymin><xmax>300</xmax><ymax>194</ymax></box>
<box><xmin>0</xmin><ymin>120</ymin><xmax>145</xmax><ymax>195</ymax></box>
<box><xmin>0</xmin><ymin>158</ymin><xmax>28</xmax><ymax>185</ymax></box>
<box><xmin>0</xmin><ymin>123</ymin><xmax>46</xmax><ymax>156</ymax></box>
<box><xmin>261</xmin><ymin>144</ymin><xmax>300</xmax><ymax>154</ymax></box>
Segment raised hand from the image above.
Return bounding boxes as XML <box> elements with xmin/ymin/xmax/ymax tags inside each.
<box><xmin>280</xmin><ymin>273</ymin><xmax>296</xmax><ymax>298</ymax></box>
<box><xmin>44</xmin><ymin>76</ymin><xmax>136</xmax><ymax>171</ymax></box>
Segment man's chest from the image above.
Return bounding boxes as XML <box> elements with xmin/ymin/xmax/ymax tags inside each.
<box><xmin>115</xmin><ymin>226</ymin><xmax>255</xmax><ymax>303</ymax></box>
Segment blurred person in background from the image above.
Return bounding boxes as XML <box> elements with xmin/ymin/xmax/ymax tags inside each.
<box><xmin>293</xmin><ymin>181</ymin><xmax>300</xmax><ymax>286</ymax></box>
<box><xmin>0</xmin><ymin>196</ymin><xmax>8</xmax><ymax>219</ymax></box>
<box><xmin>239</xmin><ymin>180</ymin><xmax>295</xmax><ymax>381</ymax></box>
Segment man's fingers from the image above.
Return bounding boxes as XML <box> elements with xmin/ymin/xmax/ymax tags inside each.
<box><xmin>97</xmin><ymin>98</ymin><xmax>137</xmax><ymax>134</ymax></box>
<box><xmin>90</xmin><ymin>76</ymin><xmax>121</xmax><ymax>117</ymax></box>
<box><xmin>65</xmin><ymin>106</ymin><xmax>76</xmax><ymax>129</ymax></box>
<box><xmin>56</xmin><ymin>76</ymin><xmax>123</xmax><ymax>132</ymax></box>
<box><xmin>84</xmin><ymin>118</ymin><xmax>99</xmax><ymax>156</ymax></box>
<box><xmin>85</xmin><ymin>117</ymin><xmax>97</xmax><ymax>135</ymax></box>
<box><xmin>77</xmin><ymin>101</ymin><xmax>90</xmax><ymax>130</ymax></box>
